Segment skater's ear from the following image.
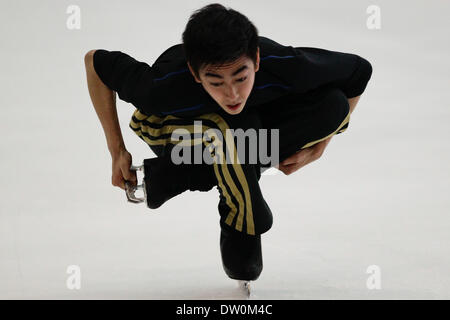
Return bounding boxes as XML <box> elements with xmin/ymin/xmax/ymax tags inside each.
<box><xmin>187</xmin><ymin>62</ymin><xmax>202</xmax><ymax>83</ymax></box>
<box><xmin>254</xmin><ymin>46</ymin><xmax>260</xmax><ymax>73</ymax></box>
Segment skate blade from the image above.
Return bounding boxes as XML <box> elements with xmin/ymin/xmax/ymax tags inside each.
<box><xmin>237</xmin><ymin>280</ymin><xmax>251</xmax><ymax>299</ymax></box>
<box><xmin>125</xmin><ymin>163</ymin><xmax>146</xmax><ymax>204</ymax></box>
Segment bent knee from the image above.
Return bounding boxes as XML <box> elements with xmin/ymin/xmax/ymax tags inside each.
<box><xmin>316</xmin><ymin>88</ymin><xmax>350</xmax><ymax>132</ymax></box>
<box><xmin>324</xmin><ymin>88</ymin><xmax>349</xmax><ymax>115</ymax></box>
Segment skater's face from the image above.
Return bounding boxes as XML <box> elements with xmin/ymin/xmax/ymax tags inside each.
<box><xmin>188</xmin><ymin>47</ymin><xmax>260</xmax><ymax>115</ymax></box>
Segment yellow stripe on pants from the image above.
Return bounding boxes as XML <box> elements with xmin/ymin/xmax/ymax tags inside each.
<box><xmin>129</xmin><ymin>109</ymin><xmax>255</xmax><ymax>235</ymax></box>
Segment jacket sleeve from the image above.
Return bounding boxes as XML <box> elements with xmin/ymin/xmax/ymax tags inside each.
<box><xmin>93</xmin><ymin>49</ymin><xmax>161</xmax><ymax>113</ymax></box>
<box><xmin>292</xmin><ymin>46</ymin><xmax>373</xmax><ymax>98</ymax></box>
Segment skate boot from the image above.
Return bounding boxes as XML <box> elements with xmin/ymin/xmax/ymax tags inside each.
<box><xmin>220</xmin><ymin>227</ymin><xmax>262</xmax><ymax>299</ymax></box>
<box><xmin>124</xmin><ymin>158</ymin><xmax>186</xmax><ymax>209</ymax></box>
<box><xmin>125</xmin><ymin>157</ymin><xmax>216</xmax><ymax>209</ymax></box>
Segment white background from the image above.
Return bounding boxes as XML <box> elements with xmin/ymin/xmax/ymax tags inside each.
<box><xmin>1</xmin><ymin>0</ymin><xmax>449</xmax><ymax>299</ymax></box>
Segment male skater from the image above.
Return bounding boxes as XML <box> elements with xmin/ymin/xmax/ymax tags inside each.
<box><xmin>84</xmin><ymin>3</ymin><xmax>372</xmax><ymax>292</ymax></box>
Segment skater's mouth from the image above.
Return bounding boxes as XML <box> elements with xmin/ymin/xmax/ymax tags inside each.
<box><xmin>226</xmin><ymin>102</ymin><xmax>241</xmax><ymax>110</ymax></box>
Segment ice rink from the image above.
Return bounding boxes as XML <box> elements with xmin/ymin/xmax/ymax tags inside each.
<box><xmin>1</xmin><ymin>0</ymin><xmax>449</xmax><ymax>299</ymax></box>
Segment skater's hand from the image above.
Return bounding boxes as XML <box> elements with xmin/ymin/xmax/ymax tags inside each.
<box><xmin>276</xmin><ymin>137</ymin><xmax>332</xmax><ymax>175</ymax></box>
<box><xmin>111</xmin><ymin>149</ymin><xmax>137</xmax><ymax>190</ymax></box>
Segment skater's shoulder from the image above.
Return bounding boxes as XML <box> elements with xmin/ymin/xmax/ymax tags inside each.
<box><xmin>258</xmin><ymin>35</ymin><xmax>297</xmax><ymax>58</ymax></box>
<box><xmin>150</xmin><ymin>43</ymin><xmax>197</xmax><ymax>86</ymax></box>
<box><xmin>154</xmin><ymin>42</ymin><xmax>185</xmax><ymax>65</ymax></box>
<box><xmin>149</xmin><ymin>43</ymin><xmax>192</xmax><ymax>85</ymax></box>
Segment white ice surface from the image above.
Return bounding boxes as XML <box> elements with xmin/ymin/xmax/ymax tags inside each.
<box><xmin>1</xmin><ymin>0</ymin><xmax>449</xmax><ymax>299</ymax></box>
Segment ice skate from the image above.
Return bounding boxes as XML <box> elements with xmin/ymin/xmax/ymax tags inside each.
<box><xmin>124</xmin><ymin>164</ymin><xmax>146</xmax><ymax>204</ymax></box>
<box><xmin>124</xmin><ymin>158</ymin><xmax>193</xmax><ymax>209</ymax></box>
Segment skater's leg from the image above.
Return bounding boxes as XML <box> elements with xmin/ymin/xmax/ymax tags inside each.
<box><xmin>209</xmin><ymin>89</ymin><xmax>349</xmax><ymax>281</ymax></box>
<box><xmin>129</xmin><ymin>109</ymin><xmax>273</xmax><ymax>237</ymax></box>
<box><xmin>130</xmin><ymin>108</ymin><xmax>271</xmax><ymax>281</ymax></box>
<box><xmin>199</xmin><ymin>110</ymin><xmax>269</xmax><ymax>281</ymax></box>
<box><xmin>258</xmin><ymin>87</ymin><xmax>351</xmax><ymax>166</ymax></box>
<box><xmin>216</xmin><ymin>87</ymin><xmax>351</xmax><ymax>282</ymax></box>
<box><xmin>129</xmin><ymin>111</ymin><xmax>217</xmax><ymax>208</ymax></box>
<box><xmin>196</xmin><ymin>109</ymin><xmax>273</xmax><ymax>236</ymax></box>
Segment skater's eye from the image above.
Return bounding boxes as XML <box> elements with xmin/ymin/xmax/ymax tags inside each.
<box><xmin>210</xmin><ymin>77</ymin><xmax>247</xmax><ymax>87</ymax></box>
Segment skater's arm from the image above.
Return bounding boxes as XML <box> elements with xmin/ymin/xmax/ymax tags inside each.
<box><xmin>292</xmin><ymin>47</ymin><xmax>373</xmax><ymax>99</ymax></box>
<box><xmin>348</xmin><ymin>95</ymin><xmax>361</xmax><ymax>114</ymax></box>
<box><xmin>85</xmin><ymin>50</ymin><xmax>126</xmax><ymax>155</ymax></box>
<box><xmin>276</xmin><ymin>46</ymin><xmax>371</xmax><ymax>176</ymax></box>
<box><xmin>84</xmin><ymin>50</ymin><xmax>137</xmax><ymax>190</ymax></box>
<box><xmin>89</xmin><ymin>48</ymin><xmax>162</xmax><ymax>114</ymax></box>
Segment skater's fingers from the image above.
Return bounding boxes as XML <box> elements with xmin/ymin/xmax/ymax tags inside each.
<box><xmin>281</xmin><ymin>162</ymin><xmax>302</xmax><ymax>175</ymax></box>
<box><xmin>111</xmin><ymin>162</ymin><xmax>127</xmax><ymax>190</ymax></box>
<box><xmin>121</xmin><ymin>165</ymin><xmax>137</xmax><ymax>185</ymax></box>
<box><xmin>281</xmin><ymin>149</ymin><xmax>309</xmax><ymax>165</ymax></box>
<box><xmin>111</xmin><ymin>174</ymin><xmax>126</xmax><ymax>190</ymax></box>
<box><xmin>279</xmin><ymin>140</ymin><xmax>330</xmax><ymax>175</ymax></box>
<box><xmin>279</xmin><ymin>154</ymin><xmax>296</xmax><ymax>166</ymax></box>
<box><xmin>279</xmin><ymin>166</ymin><xmax>295</xmax><ymax>176</ymax></box>
<box><xmin>279</xmin><ymin>153</ymin><xmax>313</xmax><ymax>175</ymax></box>
<box><xmin>277</xmin><ymin>163</ymin><xmax>293</xmax><ymax>175</ymax></box>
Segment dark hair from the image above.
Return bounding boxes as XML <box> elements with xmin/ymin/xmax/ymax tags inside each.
<box><xmin>182</xmin><ymin>3</ymin><xmax>259</xmax><ymax>79</ymax></box>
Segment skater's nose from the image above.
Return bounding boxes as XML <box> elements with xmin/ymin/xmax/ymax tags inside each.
<box><xmin>224</xmin><ymin>84</ymin><xmax>239</xmax><ymax>100</ymax></box>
